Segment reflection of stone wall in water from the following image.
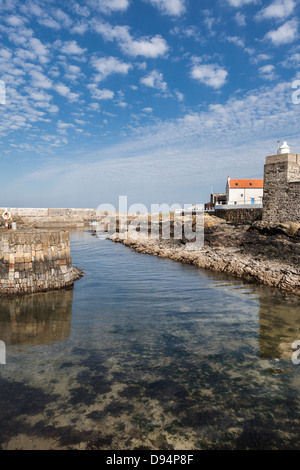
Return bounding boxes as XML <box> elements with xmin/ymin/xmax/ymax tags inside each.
<box><xmin>258</xmin><ymin>292</ymin><xmax>300</xmax><ymax>360</ymax></box>
<box><xmin>0</xmin><ymin>288</ymin><xmax>73</xmax><ymax>346</ymax></box>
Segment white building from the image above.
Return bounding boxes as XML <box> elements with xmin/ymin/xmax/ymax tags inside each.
<box><xmin>226</xmin><ymin>177</ymin><xmax>264</xmax><ymax>206</ymax></box>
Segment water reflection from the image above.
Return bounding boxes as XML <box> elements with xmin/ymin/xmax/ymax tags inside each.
<box><xmin>0</xmin><ymin>232</ymin><xmax>299</xmax><ymax>450</ymax></box>
<box><xmin>0</xmin><ymin>288</ymin><xmax>73</xmax><ymax>346</ymax></box>
<box><xmin>258</xmin><ymin>290</ymin><xmax>300</xmax><ymax>360</ymax></box>
<box><xmin>177</xmin><ymin>266</ymin><xmax>300</xmax><ymax>362</ymax></box>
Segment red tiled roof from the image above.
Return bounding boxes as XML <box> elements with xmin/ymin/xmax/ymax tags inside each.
<box><xmin>229</xmin><ymin>179</ymin><xmax>264</xmax><ymax>189</ymax></box>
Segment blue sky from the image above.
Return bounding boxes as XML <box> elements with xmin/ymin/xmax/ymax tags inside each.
<box><xmin>0</xmin><ymin>0</ymin><xmax>300</xmax><ymax>209</ymax></box>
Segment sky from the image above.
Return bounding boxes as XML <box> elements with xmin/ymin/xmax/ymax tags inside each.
<box><xmin>0</xmin><ymin>0</ymin><xmax>300</xmax><ymax>209</ymax></box>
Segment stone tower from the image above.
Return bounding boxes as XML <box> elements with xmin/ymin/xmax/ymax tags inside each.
<box><xmin>262</xmin><ymin>142</ymin><xmax>300</xmax><ymax>223</ymax></box>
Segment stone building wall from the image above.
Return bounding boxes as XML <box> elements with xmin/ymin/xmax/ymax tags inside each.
<box><xmin>0</xmin><ymin>231</ymin><xmax>82</xmax><ymax>296</ymax></box>
<box><xmin>262</xmin><ymin>153</ymin><xmax>300</xmax><ymax>224</ymax></box>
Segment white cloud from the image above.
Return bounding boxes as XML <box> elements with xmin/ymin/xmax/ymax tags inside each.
<box><xmin>175</xmin><ymin>90</ymin><xmax>184</xmax><ymax>102</ymax></box>
<box><xmin>235</xmin><ymin>12</ymin><xmax>246</xmax><ymax>26</ymax></box>
<box><xmin>225</xmin><ymin>35</ymin><xmax>245</xmax><ymax>47</ymax></box>
<box><xmin>91</xmin><ymin>20</ymin><xmax>126</xmax><ymax>41</ymax></box>
<box><xmin>170</xmin><ymin>25</ymin><xmax>204</xmax><ymax>43</ymax></box>
<box><xmin>115</xmin><ymin>91</ymin><xmax>128</xmax><ymax>109</ymax></box>
<box><xmin>225</xmin><ymin>0</ymin><xmax>257</xmax><ymax>6</ymax></box>
<box><xmin>28</xmin><ymin>89</ymin><xmax>52</xmax><ymax>101</ymax></box>
<box><xmin>71</xmin><ymin>22</ymin><xmax>89</xmax><ymax>35</ymax></box>
<box><xmin>116</xmin><ymin>101</ymin><xmax>127</xmax><ymax>108</ymax></box>
<box><xmin>92</xmin><ymin>20</ymin><xmax>169</xmax><ymax>58</ymax></box>
<box><xmin>145</xmin><ymin>0</ymin><xmax>186</xmax><ymax>16</ymax></box>
<box><xmin>63</xmin><ymin>64</ymin><xmax>83</xmax><ymax>82</ymax></box>
<box><xmin>6</xmin><ymin>15</ymin><xmax>24</xmax><ymax>26</ymax></box>
<box><xmin>54</xmin><ymin>83</ymin><xmax>79</xmax><ymax>102</ymax></box>
<box><xmin>140</xmin><ymin>70</ymin><xmax>168</xmax><ymax>92</ymax></box>
<box><xmin>88</xmin><ymin>102</ymin><xmax>100</xmax><ymax>111</ymax></box>
<box><xmin>281</xmin><ymin>52</ymin><xmax>300</xmax><ymax>67</ymax></box>
<box><xmin>135</xmin><ymin>61</ymin><xmax>147</xmax><ymax>70</ymax></box>
<box><xmin>28</xmin><ymin>38</ymin><xmax>50</xmax><ymax>63</ymax></box>
<box><xmin>87</xmin><ymin>84</ymin><xmax>115</xmax><ymax>100</ymax></box>
<box><xmin>5</xmin><ymin>25</ymin><xmax>34</xmax><ymax>47</ymax></box>
<box><xmin>91</xmin><ymin>56</ymin><xmax>132</xmax><ymax>82</ymax></box>
<box><xmin>0</xmin><ymin>0</ymin><xmax>19</xmax><ymax>12</ymax></box>
<box><xmin>0</xmin><ymin>48</ymin><xmax>12</xmax><ymax>60</ymax></box>
<box><xmin>190</xmin><ymin>64</ymin><xmax>228</xmax><ymax>89</ymax></box>
<box><xmin>52</xmin><ymin>9</ymin><xmax>72</xmax><ymax>28</ymax></box>
<box><xmin>203</xmin><ymin>11</ymin><xmax>219</xmax><ymax>36</ymax></box>
<box><xmin>143</xmin><ymin>107</ymin><xmax>153</xmax><ymax>112</ymax></box>
<box><xmin>60</xmin><ymin>40</ymin><xmax>87</xmax><ymax>55</ymax></box>
<box><xmin>57</xmin><ymin>120</ymin><xmax>75</xmax><ymax>131</ymax></box>
<box><xmin>20</xmin><ymin>3</ymin><xmax>70</xmax><ymax>31</ymax></box>
<box><xmin>249</xmin><ymin>53</ymin><xmax>273</xmax><ymax>64</ymax></box>
<box><xmin>121</xmin><ymin>34</ymin><xmax>168</xmax><ymax>58</ymax></box>
<box><xmin>72</xmin><ymin>3</ymin><xmax>90</xmax><ymax>17</ymax></box>
<box><xmin>88</xmin><ymin>0</ymin><xmax>130</xmax><ymax>14</ymax></box>
<box><xmin>38</xmin><ymin>17</ymin><xmax>61</xmax><ymax>29</ymax></box>
<box><xmin>259</xmin><ymin>64</ymin><xmax>277</xmax><ymax>80</ymax></box>
<box><xmin>29</xmin><ymin>70</ymin><xmax>53</xmax><ymax>89</ymax></box>
<box><xmin>21</xmin><ymin>1</ymin><xmax>44</xmax><ymax>18</ymax></box>
<box><xmin>13</xmin><ymin>81</ymin><xmax>300</xmax><ymax>208</ymax></box>
<box><xmin>265</xmin><ymin>18</ymin><xmax>298</xmax><ymax>45</ymax></box>
<box><xmin>256</xmin><ymin>0</ymin><xmax>295</xmax><ymax>21</ymax></box>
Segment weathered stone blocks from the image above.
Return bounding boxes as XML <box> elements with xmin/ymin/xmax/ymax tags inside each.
<box><xmin>263</xmin><ymin>153</ymin><xmax>300</xmax><ymax>223</ymax></box>
<box><xmin>214</xmin><ymin>208</ymin><xmax>262</xmax><ymax>224</ymax></box>
<box><xmin>0</xmin><ymin>231</ymin><xmax>83</xmax><ymax>296</ymax></box>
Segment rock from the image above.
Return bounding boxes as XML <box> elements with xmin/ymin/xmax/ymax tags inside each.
<box><xmin>108</xmin><ymin>215</ymin><xmax>300</xmax><ymax>295</ymax></box>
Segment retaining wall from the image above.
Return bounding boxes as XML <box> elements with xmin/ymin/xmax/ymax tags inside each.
<box><xmin>215</xmin><ymin>208</ymin><xmax>263</xmax><ymax>224</ymax></box>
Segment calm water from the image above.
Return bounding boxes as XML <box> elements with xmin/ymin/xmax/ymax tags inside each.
<box><xmin>0</xmin><ymin>230</ymin><xmax>300</xmax><ymax>450</ymax></box>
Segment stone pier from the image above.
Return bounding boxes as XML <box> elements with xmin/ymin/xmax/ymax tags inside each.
<box><xmin>0</xmin><ymin>231</ymin><xmax>83</xmax><ymax>296</ymax></box>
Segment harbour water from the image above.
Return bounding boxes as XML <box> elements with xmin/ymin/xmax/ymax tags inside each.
<box><xmin>0</xmin><ymin>230</ymin><xmax>299</xmax><ymax>450</ymax></box>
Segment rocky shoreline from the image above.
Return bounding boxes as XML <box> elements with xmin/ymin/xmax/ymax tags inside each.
<box><xmin>109</xmin><ymin>215</ymin><xmax>300</xmax><ymax>296</ymax></box>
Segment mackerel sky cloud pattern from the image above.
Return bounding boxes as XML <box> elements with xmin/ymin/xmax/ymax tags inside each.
<box><xmin>0</xmin><ymin>0</ymin><xmax>299</xmax><ymax>208</ymax></box>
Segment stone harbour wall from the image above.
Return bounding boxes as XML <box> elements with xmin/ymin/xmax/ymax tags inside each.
<box><xmin>0</xmin><ymin>208</ymin><xmax>97</xmax><ymax>218</ymax></box>
<box><xmin>214</xmin><ymin>207</ymin><xmax>262</xmax><ymax>224</ymax></box>
<box><xmin>0</xmin><ymin>207</ymin><xmax>99</xmax><ymax>228</ymax></box>
<box><xmin>0</xmin><ymin>231</ymin><xmax>83</xmax><ymax>296</ymax></box>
